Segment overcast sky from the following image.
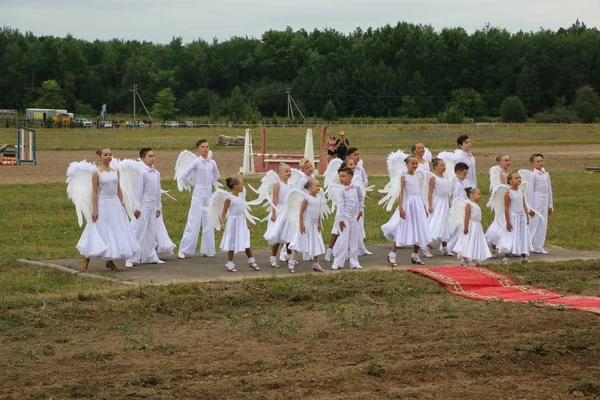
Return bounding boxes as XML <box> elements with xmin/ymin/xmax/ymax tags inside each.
<box><xmin>2</xmin><ymin>0</ymin><xmax>598</xmax><ymax>44</ymax></box>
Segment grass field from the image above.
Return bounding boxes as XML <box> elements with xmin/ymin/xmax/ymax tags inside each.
<box><xmin>1</xmin><ymin>125</ymin><xmax>599</xmax><ymax>398</ymax></box>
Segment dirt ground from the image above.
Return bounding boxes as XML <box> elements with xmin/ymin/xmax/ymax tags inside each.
<box><xmin>2</xmin><ymin>144</ymin><xmax>600</xmax><ymax>185</ymax></box>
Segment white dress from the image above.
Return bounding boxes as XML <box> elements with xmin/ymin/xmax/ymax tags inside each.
<box><xmin>498</xmin><ymin>189</ymin><xmax>534</xmax><ymax>256</ymax></box>
<box><xmin>289</xmin><ymin>195</ymin><xmax>326</xmax><ymax>257</ymax></box>
<box><xmin>428</xmin><ymin>175</ymin><xmax>451</xmax><ymax>242</ymax></box>
<box><xmin>485</xmin><ymin>172</ymin><xmax>508</xmax><ymax>247</ymax></box>
<box><xmin>263</xmin><ymin>181</ymin><xmax>293</xmax><ymax>245</ymax></box>
<box><xmin>393</xmin><ymin>174</ymin><xmax>431</xmax><ymax>248</ymax></box>
<box><xmin>220</xmin><ymin>195</ymin><xmax>250</xmax><ymax>253</ymax></box>
<box><xmin>453</xmin><ymin>201</ymin><xmax>492</xmax><ymax>262</ymax></box>
<box><xmin>381</xmin><ymin>163</ymin><xmax>430</xmax><ymax>242</ymax></box>
<box><xmin>77</xmin><ymin>170</ymin><xmax>140</xmax><ymax>260</ymax></box>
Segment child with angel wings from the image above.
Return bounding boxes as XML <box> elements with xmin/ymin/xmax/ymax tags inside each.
<box><xmin>248</xmin><ymin>163</ymin><xmax>294</xmax><ymax>267</ymax></box>
<box><xmin>285</xmin><ymin>178</ymin><xmax>330</xmax><ymax>273</ymax></box>
<box><xmin>208</xmin><ymin>177</ymin><xmax>260</xmax><ymax>272</ymax></box>
<box><xmin>68</xmin><ymin>148</ymin><xmax>140</xmax><ymax>272</ymax></box>
<box><xmin>493</xmin><ymin>172</ymin><xmax>535</xmax><ymax>264</ymax></box>
<box><xmin>292</xmin><ymin>158</ymin><xmax>315</xmax><ymax>192</ymax></box>
<box><xmin>427</xmin><ymin>158</ymin><xmax>453</xmax><ymax>256</ymax></box>
<box><xmin>524</xmin><ymin>154</ymin><xmax>553</xmax><ymax>254</ymax></box>
<box><xmin>175</xmin><ymin>139</ymin><xmax>220</xmax><ymax>259</ymax></box>
<box><xmin>328</xmin><ymin>167</ymin><xmax>365</xmax><ymax>270</ymax></box>
<box><xmin>449</xmin><ymin>187</ymin><xmax>492</xmax><ymax>267</ymax></box>
<box><xmin>124</xmin><ymin>148</ymin><xmax>176</xmax><ymax>267</ymax></box>
<box><xmin>437</xmin><ymin>135</ymin><xmax>477</xmax><ymax>188</ymax></box>
<box><xmin>484</xmin><ymin>154</ymin><xmax>512</xmax><ymax>257</ymax></box>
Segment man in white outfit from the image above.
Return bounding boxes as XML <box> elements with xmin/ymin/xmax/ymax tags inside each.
<box><xmin>527</xmin><ymin>154</ymin><xmax>553</xmax><ymax>254</ymax></box>
<box><xmin>178</xmin><ymin>139</ymin><xmax>220</xmax><ymax>258</ymax></box>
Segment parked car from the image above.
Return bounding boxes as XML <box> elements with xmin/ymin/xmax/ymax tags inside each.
<box><xmin>164</xmin><ymin>121</ymin><xmax>179</xmax><ymax>128</ymax></box>
<box><xmin>99</xmin><ymin>121</ymin><xmax>113</xmax><ymax>128</ymax></box>
<box><xmin>179</xmin><ymin>120</ymin><xmax>194</xmax><ymax>128</ymax></box>
<box><xmin>73</xmin><ymin>118</ymin><xmax>92</xmax><ymax>127</ymax></box>
<box><xmin>131</xmin><ymin>121</ymin><xmax>147</xmax><ymax>128</ymax></box>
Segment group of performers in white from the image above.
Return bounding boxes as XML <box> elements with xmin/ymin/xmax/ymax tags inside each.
<box><xmin>67</xmin><ymin>134</ymin><xmax>553</xmax><ymax>273</ymax></box>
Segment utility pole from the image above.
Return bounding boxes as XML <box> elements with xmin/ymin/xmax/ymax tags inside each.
<box><xmin>130</xmin><ymin>83</ymin><xmax>153</xmax><ymax>126</ymax></box>
<box><xmin>285</xmin><ymin>88</ymin><xmax>306</xmax><ymax>122</ymax></box>
<box><xmin>132</xmin><ymin>83</ymin><xmax>137</xmax><ymax>123</ymax></box>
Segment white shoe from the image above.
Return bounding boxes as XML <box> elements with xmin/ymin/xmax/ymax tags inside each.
<box><xmin>362</xmin><ymin>249</ymin><xmax>373</xmax><ymax>255</ymax></box>
<box><xmin>156</xmin><ymin>259</ymin><xmax>165</xmax><ymax>264</ymax></box>
<box><xmin>279</xmin><ymin>248</ymin><xmax>289</xmax><ymax>262</ymax></box>
<box><xmin>125</xmin><ymin>260</ymin><xmax>133</xmax><ymax>268</ymax></box>
<box><xmin>351</xmin><ymin>264</ymin><xmax>363</xmax><ymax>269</ymax></box>
<box><xmin>269</xmin><ymin>256</ymin><xmax>279</xmax><ymax>268</ymax></box>
<box><xmin>541</xmin><ymin>249</ymin><xmax>548</xmax><ymax>254</ymax></box>
<box><xmin>325</xmin><ymin>248</ymin><xmax>333</xmax><ymax>262</ymax></box>
<box><xmin>202</xmin><ymin>254</ymin><xmax>215</xmax><ymax>258</ymax></box>
<box><xmin>502</xmin><ymin>257</ymin><xmax>510</xmax><ymax>265</ymax></box>
<box><xmin>422</xmin><ymin>248</ymin><xmax>434</xmax><ymax>258</ymax></box>
<box><xmin>177</xmin><ymin>251</ymin><xmax>185</xmax><ymax>259</ymax></box>
<box><xmin>331</xmin><ymin>264</ymin><xmax>340</xmax><ymax>270</ymax></box>
<box><xmin>521</xmin><ymin>257</ymin><xmax>532</xmax><ymax>264</ymax></box>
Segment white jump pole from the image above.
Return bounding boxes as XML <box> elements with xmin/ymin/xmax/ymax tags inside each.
<box><xmin>239</xmin><ymin>128</ymin><xmax>255</xmax><ymax>174</ymax></box>
<box><xmin>304</xmin><ymin>128</ymin><xmax>316</xmax><ymax>175</ymax></box>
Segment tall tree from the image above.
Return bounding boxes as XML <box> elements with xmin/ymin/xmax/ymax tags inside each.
<box><xmin>152</xmin><ymin>88</ymin><xmax>179</xmax><ymax>122</ymax></box>
<box><xmin>35</xmin><ymin>80</ymin><xmax>65</xmax><ymax>108</ymax></box>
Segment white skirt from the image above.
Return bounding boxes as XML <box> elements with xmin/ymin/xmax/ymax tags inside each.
<box><xmin>77</xmin><ymin>197</ymin><xmax>140</xmax><ymax>260</ymax></box>
<box><xmin>453</xmin><ymin>221</ymin><xmax>492</xmax><ymax>262</ymax></box>
<box><xmin>381</xmin><ymin>208</ymin><xmax>400</xmax><ymax>241</ymax></box>
<box><xmin>264</xmin><ymin>214</ymin><xmax>293</xmax><ymax>245</ymax></box>
<box><xmin>156</xmin><ymin>213</ymin><xmax>176</xmax><ymax>254</ymax></box>
<box><xmin>220</xmin><ymin>215</ymin><xmax>250</xmax><ymax>253</ymax></box>
<box><xmin>289</xmin><ymin>219</ymin><xmax>325</xmax><ymax>258</ymax></box>
<box><xmin>484</xmin><ymin>215</ymin><xmax>506</xmax><ymax>247</ymax></box>
<box><xmin>428</xmin><ymin>196</ymin><xmax>451</xmax><ymax>243</ymax></box>
<box><xmin>394</xmin><ymin>197</ymin><xmax>431</xmax><ymax>248</ymax></box>
<box><xmin>498</xmin><ymin>213</ymin><xmax>534</xmax><ymax>256</ymax></box>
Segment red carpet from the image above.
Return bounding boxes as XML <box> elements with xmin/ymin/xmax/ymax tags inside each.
<box><xmin>408</xmin><ymin>266</ymin><xmax>600</xmax><ymax>315</ymax></box>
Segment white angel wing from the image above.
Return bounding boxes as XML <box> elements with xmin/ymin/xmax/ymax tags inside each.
<box><xmin>205</xmin><ymin>189</ymin><xmax>230</xmax><ymax>230</ymax></box>
<box><xmin>323</xmin><ymin>158</ymin><xmax>343</xmax><ymax>188</ymax></box>
<box><xmin>247</xmin><ymin>170</ymin><xmax>279</xmax><ymax>206</ymax></box>
<box><xmin>174</xmin><ymin>150</ymin><xmax>197</xmax><ymax>192</ymax></box>
<box><xmin>518</xmin><ymin>169</ymin><xmax>533</xmax><ymax>193</ymax></box>
<box><xmin>281</xmin><ymin>189</ymin><xmax>306</xmax><ymax>235</ymax></box>
<box><xmin>424</xmin><ymin>147</ymin><xmax>432</xmax><ymax>162</ymax></box>
<box><xmin>289</xmin><ymin>168</ymin><xmax>303</xmax><ymax>189</ymax></box>
<box><xmin>318</xmin><ymin>191</ymin><xmax>331</xmax><ymax>222</ymax></box>
<box><xmin>66</xmin><ymin>160</ymin><xmax>96</xmax><ymax>227</ymax></box>
<box><xmin>448</xmin><ymin>197</ymin><xmax>468</xmax><ymax>229</ymax></box>
<box><xmin>161</xmin><ymin>189</ymin><xmax>178</xmax><ymax>202</ymax></box>
<box><xmin>114</xmin><ymin>158</ymin><xmax>146</xmax><ymax>218</ymax></box>
<box><xmin>240</xmin><ymin>188</ymin><xmax>260</xmax><ymax>225</ymax></box>
<box><xmin>327</xmin><ymin>183</ymin><xmax>345</xmax><ymax>211</ymax></box>
<box><xmin>436</xmin><ymin>151</ymin><xmax>457</xmax><ymax>181</ymax></box>
<box><xmin>486</xmin><ymin>184</ymin><xmax>510</xmax><ymax>216</ymax></box>
<box><xmin>489</xmin><ymin>165</ymin><xmax>502</xmax><ymax>193</ymax></box>
<box><xmin>416</xmin><ymin>170</ymin><xmax>434</xmax><ymax>209</ymax></box>
<box><xmin>378</xmin><ymin>150</ymin><xmax>408</xmax><ymax>211</ymax></box>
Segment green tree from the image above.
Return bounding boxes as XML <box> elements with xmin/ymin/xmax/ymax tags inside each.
<box><xmin>500</xmin><ymin>96</ymin><xmax>527</xmax><ymax>122</ymax></box>
<box><xmin>152</xmin><ymin>88</ymin><xmax>179</xmax><ymax>122</ymax></box>
<box><xmin>574</xmin><ymin>86</ymin><xmax>600</xmax><ymax>122</ymax></box>
<box><xmin>449</xmin><ymin>88</ymin><xmax>486</xmax><ymax>118</ymax></box>
<box><xmin>322</xmin><ymin>100</ymin><xmax>337</xmax><ymax>122</ymax></box>
<box><xmin>437</xmin><ymin>104</ymin><xmax>464</xmax><ymax>124</ymax></box>
<box><xmin>35</xmin><ymin>80</ymin><xmax>65</xmax><ymax>108</ymax></box>
<box><xmin>398</xmin><ymin>95</ymin><xmax>420</xmax><ymax>117</ymax></box>
<box><xmin>227</xmin><ymin>86</ymin><xmax>247</xmax><ymax>122</ymax></box>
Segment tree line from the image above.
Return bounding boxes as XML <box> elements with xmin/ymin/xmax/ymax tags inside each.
<box><xmin>1</xmin><ymin>20</ymin><xmax>600</xmax><ymax>123</ymax></box>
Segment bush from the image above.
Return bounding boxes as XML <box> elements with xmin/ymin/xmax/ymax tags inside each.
<box><xmin>577</xmin><ymin>101</ymin><xmax>597</xmax><ymax>123</ymax></box>
<box><xmin>437</xmin><ymin>105</ymin><xmax>465</xmax><ymax>124</ymax></box>
<box><xmin>500</xmin><ymin>96</ymin><xmax>528</xmax><ymax>122</ymax></box>
<box><xmin>534</xmin><ymin>108</ymin><xmax>578</xmax><ymax>124</ymax></box>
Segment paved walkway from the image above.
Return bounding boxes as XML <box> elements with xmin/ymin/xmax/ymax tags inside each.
<box><xmin>21</xmin><ymin>244</ymin><xmax>600</xmax><ymax>286</ymax></box>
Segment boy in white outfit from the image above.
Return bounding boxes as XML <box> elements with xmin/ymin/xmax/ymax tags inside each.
<box><xmin>331</xmin><ymin>167</ymin><xmax>365</xmax><ymax>270</ymax></box>
<box><xmin>527</xmin><ymin>153</ymin><xmax>553</xmax><ymax>254</ymax></box>
<box><xmin>455</xmin><ymin>135</ymin><xmax>477</xmax><ymax>188</ymax></box>
<box><xmin>178</xmin><ymin>139</ymin><xmax>220</xmax><ymax>258</ymax></box>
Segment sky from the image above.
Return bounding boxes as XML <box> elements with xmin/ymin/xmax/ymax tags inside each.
<box><xmin>2</xmin><ymin>0</ymin><xmax>598</xmax><ymax>43</ymax></box>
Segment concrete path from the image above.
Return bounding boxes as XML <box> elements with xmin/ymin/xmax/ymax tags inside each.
<box><xmin>20</xmin><ymin>244</ymin><xmax>600</xmax><ymax>286</ymax></box>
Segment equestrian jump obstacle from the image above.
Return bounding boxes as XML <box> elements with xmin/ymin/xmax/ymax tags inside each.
<box><xmin>239</xmin><ymin>126</ymin><xmax>329</xmax><ymax>175</ymax></box>
<box><xmin>17</xmin><ymin>126</ymin><xmax>37</xmax><ymax>165</ymax></box>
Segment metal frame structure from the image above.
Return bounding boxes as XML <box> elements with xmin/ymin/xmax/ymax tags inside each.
<box><xmin>17</xmin><ymin>126</ymin><xmax>37</xmax><ymax>165</ymax></box>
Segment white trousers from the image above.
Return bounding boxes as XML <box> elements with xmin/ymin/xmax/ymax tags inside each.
<box><xmin>529</xmin><ymin>194</ymin><xmax>549</xmax><ymax>252</ymax></box>
<box><xmin>129</xmin><ymin>201</ymin><xmax>160</xmax><ymax>264</ymax></box>
<box><xmin>332</xmin><ymin>219</ymin><xmax>360</xmax><ymax>268</ymax></box>
<box><xmin>179</xmin><ymin>189</ymin><xmax>215</xmax><ymax>256</ymax></box>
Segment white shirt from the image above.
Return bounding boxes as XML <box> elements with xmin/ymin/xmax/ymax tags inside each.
<box><xmin>182</xmin><ymin>156</ymin><xmax>220</xmax><ymax>194</ymax></box>
<box><xmin>527</xmin><ymin>169</ymin><xmax>553</xmax><ymax>208</ymax></box>
<box><xmin>135</xmin><ymin>166</ymin><xmax>162</xmax><ymax>210</ymax></box>
<box><xmin>455</xmin><ymin>149</ymin><xmax>476</xmax><ymax>188</ymax></box>
<box><xmin>338</xmin><ymin>185</ymin><xmax>365</xmax><ymax>222</ymax></box>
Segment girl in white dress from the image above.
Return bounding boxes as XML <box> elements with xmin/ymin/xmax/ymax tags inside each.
<box><xmin>498</xmin><ymin>172</ymin><xmax>534</xmax><ymax>264</ymax></box>
<box><xmin>77</xmin><ymin>148</ymin><xmax>140</xmax><ymax>272</ymax></box>
<box><xmin>453</xmin><ymin>187</ymin><xmax>492</xmax><ymax>266</ymax></box>
<box><xmin>485</xmin><ymin>154</ymin><xmax>511</xmax><ymax>257</ymax></box>
<box><xmin>391</xmin><ymin>155</ymin><xmax>432</xmax><ymax>265</ymax></box>
<box><xmin>288</xmin><ymin>178</ymin><xmax>327</xmax><ymax>273</ymax></box>
<box><xmin>264</xmin><ymin>163</ymin><xmax>293</xmax><ymax>267</ymax></box>
<box><xmin>427</xmin><ymin>158</ymin><xmax>453</xmax><ymax>255</ymax></box>
<box><xmin>220</xmin><ymin>177</ymin><xmax>259</xmax><ymax>272</ymax></box>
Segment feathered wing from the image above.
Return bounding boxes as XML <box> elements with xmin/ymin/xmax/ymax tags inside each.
<box><xmin>489</xmin><ymin>165</ymin><xmax>502</xmax><ymax>193</ymax></box>
<box><xmin>518</xmin><ymin>169</ymin><xmax>533</xmax><ymax>193</ymax></box>
<box><xmin>378</xmin><ymin>150</ymin><xmax>408</xmax><ymax>211</ymax></box>
<box><xmin>66</xmin><ymin>161</ymin><xmax>97</xmax><ymax>227</ymax></box>
<box><xmin>289</xmin><ymin>168</ymin><xmax>304</xmax><ymax>188</ymax></box>
<box><xmin>161</xmin><ymin>189</ymin><xmax>178</xmax><ymax>202</ymax></box>
<box><xmin>205</xmin><ymin>189</ymin><xmax>230</xmax><ymax>230</ymax></box>
<box><xmin>114</xmin><ymin>158</ymin><xmax>146</xmax><ymax>218</ymax></box>
<box><xmin>318</xmin><ymin>191</ymin><xmax>331</xmax><ymax>222</ymax></box>
<box><xmin>486</xmin><ymin>184</ymin><xmax>509</xmax><ymax>216</ymax></box>
<box><xmin>327</xmin><ymin>183</ymin><xmax>345</xmax><ymax>215</ymax></box>
<box><xmin>174</xmin><ymin>150</ymin><xmax>197</xmax><ymax>192</ymax></box>
<box><xmin>424</xmin><ymin>147</ymin><xmax>432</xmax><ymax>162</ymax></box>
<box><xmin>416</xmin><ymin>170</ymin><xmax>434</xmax><ymax>209</ymax></box>
<box><xmin>323</xmin><ymin>158</ymin><xmax>343</xmax><ymax>188</ymax></box>
<box><xmin>281</xmin><ymin>189</ymin><xmax>306</xmax><ymax>235</ymax></box>
<box><xmin>240</xmin><ymin>188</ymin><xmax>260</xmax><ymax>225</ymax></box>
<box><xmin>247</xmin><ymin>170</ymin><xmax>279</xmax><ymax>206</ymax></box>
<box><xmin>448</xmin><ymin>198</ymin><xmax>468</xmax><ymax>230</ymax></box>
<box><xmin>436</xmin><ymin>151</ymin><xmax>457</xmax><ymax>181</ymax></box>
